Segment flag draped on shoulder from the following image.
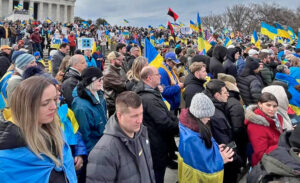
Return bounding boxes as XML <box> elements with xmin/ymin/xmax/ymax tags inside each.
<box><xmin>251</xmin><ymin>30</ymin><xmax>261</xmax><ymax>49</ymax></box>
<box><xmin>145</xmin><ymin>38</ymin><xmax>163</xmax><ymax>68</ymax></box>
<box><xmin>261</xmin><ymin>22</ymin><xmax>277</xmax><ymax>40</ymax></box>
<box><xmin>167</xmin><ymin>8</ymin><xmax>179</xmax><ymax>21</ymax></box>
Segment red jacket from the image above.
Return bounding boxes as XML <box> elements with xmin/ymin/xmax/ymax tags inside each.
<box><xmin>30</xmin><ymin>32</ymin><xmax>42</xmax><ymax>43</ymax></box>
<box><xmin>68</xmin><ymin>35</ymin><xmax>76</xmax><ymax>47</ymax></box>
<box><xmin>244</xmin><ymin>105</ymin><xmax>283</xmax><ymax>166</ymax></box>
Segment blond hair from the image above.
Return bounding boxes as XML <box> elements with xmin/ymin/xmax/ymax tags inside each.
<box><xmin>189</xmin><ymin>62</ymin><xmax>206</xmax><ymax>74</ymax></box>
<box><xmin>127</xmin><ymin>56</ymin><xmax>148</xmax><ymax>81</ymax></box>
<box><xmin>10</xmin><ymin>76</ymin><xmax>64</xmax><ymax>166</ymax></box>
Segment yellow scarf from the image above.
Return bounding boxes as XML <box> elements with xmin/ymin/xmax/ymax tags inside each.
<box><xmin>160</xmin><ymin>64</ymin><xmax>180</xmax><ymax>86</ymax></box>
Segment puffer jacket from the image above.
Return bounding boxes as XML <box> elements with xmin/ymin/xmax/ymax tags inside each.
<box><xmin>183</xmin><ymin>73</ymin><xmax>206</xmax><ymax>108</ymax></box>
<box><xmin>237</xmin><ymin>74</ymin><xmax>263</xmax><ymax>106</ymax></box>
<box><xmin>209</xmin><ymin>46</ymin><xmax>227</xmax><ymax>78</ymax></box>
<box><xmin>72</xmin><ymin>87</ymin><xmax>107</xmax><ymax>153</ymax></box>
<box><xmin>86</xmin><ymin>115</ymin><xmax>156</xmax><ymax>183</ymax></box>
<box><xmin>61</xmin><ymin>67</ymin><xmax>82</xmax><ymax>108</ymax></box>
<box><xmin>102</xmin><ymin>65</ymin><xmax>126</xmax><ymax>116</ymax></box>
<box><xmin>247</xmin><ymin>131</ymin><xmax>300</xmax><ymax>183</ymax></box>
<box><xmin>223</xmin><ymin>48</ymin><xmax>238</xmax><ymax>77</ymax></box>
<box><xmin>260</xmin><ymin>63</ymin><xmax>274</xmax><ymax>86</ymax></box>
<box><xmin>245</xmin><ymin>105</ymin><xmax>283</xmax><ymax>166</ymax></box>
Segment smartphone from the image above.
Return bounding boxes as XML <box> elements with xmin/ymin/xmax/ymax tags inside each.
<box><xmin>225</xmin><ymin>141</ymin><xmax>237</xmax><ymax>149</ymax></box>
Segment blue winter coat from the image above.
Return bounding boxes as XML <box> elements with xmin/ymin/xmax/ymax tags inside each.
<box><xmin>84</xmin><ymin>56</ymin><xmax>97</xmax><ymax>68</ymax></box>
<box><xmin>72</xmin><ymin>87</ymin><xmax>107</xmax><ymax>153</ymax></box>
<box><xmin>158</xmin><ymin>64</ymin><xmax>181</xmax><ymax>110</ymax></box>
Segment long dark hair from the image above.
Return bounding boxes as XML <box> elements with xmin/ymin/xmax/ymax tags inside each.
<box><xmin>188</xmin><ymin>110</ymin><xmax>213</xmax><ymax>149</ymax></box>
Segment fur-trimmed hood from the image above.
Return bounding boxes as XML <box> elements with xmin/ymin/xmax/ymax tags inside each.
<box><xmin>245</xmin><ymin>105</ymin><xmax>270</xmax><ymax>127</ymax></box>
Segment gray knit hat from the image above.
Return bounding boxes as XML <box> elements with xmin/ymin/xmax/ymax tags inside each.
<box><xmin>15</xmin><ymin>53</ymin><xmax>35</xmax><ymax>70</ymax></box>
<box><xmin>189</xmin><ymin>93</ymin><xmax>215</xmax><ymax>119</ymax></box>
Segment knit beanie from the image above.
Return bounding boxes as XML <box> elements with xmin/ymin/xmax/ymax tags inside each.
<box><xmin>81</xmin><ymin>67</ymin><xmax>103</xmax><ymax>87</ymax></box>
<box><xmin>189</xmin><ymin>93</ymin><xmax>215</xmax><ymax>119</ymax></box>
<box><xmin>11</xmin><ymin>50</ymin><xmax>26</xmax><ymax>64</ymax></box>
<box><xmin>289</xmin><ymin>124</ymin><xmax>300</xmax><ymax>148</ymax></box>
<box><xmin>15</xmin><ymin>53</ymin><xmax>35</xmax><ymax>70</ymax></box>
<box><xmin>246</xmin><ymin>59</ymin><xmax>260</xmax><ymax>71</ymax></box>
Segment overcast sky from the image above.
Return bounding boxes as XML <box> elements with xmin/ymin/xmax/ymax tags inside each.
<box><xmin>74</xmin><ymin>0</ymin><xmax>299</xmax><ymax>27</ymax></box>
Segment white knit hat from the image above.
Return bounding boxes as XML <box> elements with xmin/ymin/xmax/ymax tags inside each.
<box><xmin>189</xmin><ymin>93</ymin><xmax>215</xmax><ymax>119</ymax></box>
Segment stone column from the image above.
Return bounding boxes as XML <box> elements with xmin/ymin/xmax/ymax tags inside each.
<box><xmin>56</xmin><ymin>4</ymin><xmax>60</xmax><ymax>22</ymax></box>
<box><xmin>8</xmin><ymin>0</ymin><xmax>13</xmax><ymax>14</ymax></box>
<box><xmin>0</xmin><ymin>0</ymin><xmax>2</xmax><ymax>18</ymax></box>
<box><xmin>64</xmin><ymin>5</ymin><xmax>68</xmax><ymax>23</ymax></box>
<box><xmin>29</xmin><ymin>0</ymin><xmax>34</xmax><ymax>17</ymax></box>
<box><xmin>70</xmin><ymin>5</ymin><xmax>74</xmax><ymax>23</ymax></box>
<box><xmin>38</xmin><ymin>2</ymin><xmax>43</xmax><ymax>20</ymax></box>
<box><xmin>48</xmin><ymin>3</ymin><xmax>52</xmax><ymax>19</ymax></box>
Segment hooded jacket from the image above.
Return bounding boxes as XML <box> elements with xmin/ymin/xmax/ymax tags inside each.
<box><xmin>237</xmin><ymin>59</ymin><xmax>263</xmax><ymax>106</ymax></box>
<box><xmin>247</xmin><ymin>131</ymin><xmax>300</xmax><ymax>183</ymax></box>
<box><xmin>61</xmin><ymin>67</ymin><xmax>82</xmax><ymax>108</ymax></box>
<box><xmin>223</xmin><ymin>48</ymin><xmax>238</xmax><ymax>77</ymax></box>
<box><xmin>209</xmin><ymin>46</ymin><xmax>227</xmax><ymax>78</ymax></box>
<box><xmin>245</xmin><ymin>105</ymin><xmax>283</xmax><ymax>166</ymax></box>
<box><xmin>183</xmin><ymin>73</ymin><xmax>206</xmax><ymax>108</ymax></box>
<box><xmin>72</xmin><ymin>87</ymin><xmax>107</xmax><ymax>153</ymax></box>
<box><xmin>262</xmin><ymin>85</ymin><xmax>293</xmax><ymax>131</ymax></box>
<box><xmin>0</xmin><ymin>121</ymin><xmax>77</xmax><ymax>183</ymax></box>
<box><xmin>0</xmin><ymin>52</ymin><xmax>11</xmax><ymax>79</ymax></box>
<box><xmin>134</xmin><ymin>82</ymin><xmax>179</xmax><ymax>170</ymax></box>
<box><xmin>86</xmin><ymin>115</ymin><xmax>156</xmax><ymax>183</ymax></box>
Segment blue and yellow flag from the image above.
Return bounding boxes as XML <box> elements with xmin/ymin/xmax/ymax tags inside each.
<box><xmin>82</xmin><ymin>21</ymin><xmax>90</xmax><ymax>28</ymax></box>
<box><xmin>274</xmin><ymin>23</ymin><xmax>291</xmax><ymax>40</ymax></box>
<box><xmin>261</xmin><ymin>22</ymin><xmax>278</xmax><ymax>40</ymax></box>
<box><xmin>296</xmin><ymin>31</ymin><xmax>300</xmax><ymax>49</ymax></box>
<box><xmin>124</xmin><ymin>19</ymin><xmax>129</xmax><ymax>24</ymax></box>
<box><xmin>17</xmin><ymin>3</ymin><xmax>23</xmax><ymax>9</ymax></box>
<box><xmin>224</xmin><ymin>37</ymin><xmax>232</xmax><ymax>47</ymax></box>
<box><xmin>145</xmin><ymin>38</ymin><xmax>163</xmax><ymax>68</ymax></box>
<box><xmin>190</xmin><ymin>20</ymin><xmax>197</xmax><ymax>31</ymax></box>
<box><xmin>159</xmin><ymin>24</ymin><xmax>166</xmax><ymax>29</ymax></box>
<box><xmin>197</xmin><ymin>13</ymin><xmax>207</xmax><ymax>55</ymax></box>
<box><xmin>251</xmin><ymin>30</ymin><xmax>261</xmax><ymax>50</ymax></box>
<box><xmin>288</xmin><ymin>26</ymin><xmax>297</xmax><ymax>40</ymax></box>
<box><xmin>46</xmin><ymin>17</ymin><xmax>53</xmax><ymax>24</ymax></box>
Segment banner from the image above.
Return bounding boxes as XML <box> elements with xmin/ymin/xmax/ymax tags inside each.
<box><xmin>77</xmin><ymin>38</ymin><xmax>95</xmax><ymax>50</ymax></box>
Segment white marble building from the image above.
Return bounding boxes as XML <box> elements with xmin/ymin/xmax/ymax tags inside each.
<box><xmin>0</xmin><ymin>0</ymin><xmax>76</xmax><ymax>22</ymax></box>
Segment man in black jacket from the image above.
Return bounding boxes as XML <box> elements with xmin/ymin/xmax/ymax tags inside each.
<box><xmin>61</xmin><ymin>55</ymin><xmax>87</xmax><ymax>108</ymax></box>
<box><xmin>0</xmin><ymin>45</ymin><xmax>12</xmax><ymax>79</ymax></box>
<box><xmin>209</xmin><ymin>45</ymin><xmax>227</xmax><ymax>78</ymax></box>
<box><xmin>203</xmin><ymin>79</ymin><xmax>243</xmax><ymax>183</ymax></box>
<box><xmin>184</xmin><ymin>62</ymin><xmax>207</xmax><ymax>108</ymax></box>
<box><xmin>135</xmin><ymin>66</ymin><xmax>179</xmax><ymax>183</ymax></box>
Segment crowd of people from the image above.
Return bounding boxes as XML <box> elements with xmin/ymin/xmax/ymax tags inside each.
<box><xmin>0</xmin><ymin>19</ymin><xmax>300</xmax><ymax>183</ymax></box>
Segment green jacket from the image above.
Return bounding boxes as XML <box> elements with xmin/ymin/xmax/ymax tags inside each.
<box><xmin>260</xmin><ymin>63</ymin><xmax>274</xmax><ymax>86</ymax></box>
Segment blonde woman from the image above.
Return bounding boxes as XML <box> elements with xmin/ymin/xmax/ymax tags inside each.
<box><xmin>0</xmin><ymin>76</ymin><xmax>77</xmax><ymax>183</ymax></box>
<box><xmin>126</xmin><ymin>56</ymin><xmax>148</xmax><ymax>91</ymax></box>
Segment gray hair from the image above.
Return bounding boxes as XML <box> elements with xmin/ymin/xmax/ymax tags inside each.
<box><xmin>69</xmin><ymin>55</ymin><xmax>84</xmax><ymax>67</ymax></box>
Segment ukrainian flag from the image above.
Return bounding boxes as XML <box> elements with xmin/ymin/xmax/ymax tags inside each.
<box><xmin>190</xmin><ymin>20</ymin><xmax>197</xmax><ymax>31</ymax></box>
<box><xmin>124</xmin><ymin>19</ymin><xmax>129</xmax><ymax>24</ymax></box>
<box><xmin>46</xmin><ymin>17</ymin><xmax>53</xmax><ymax>24</ymax></box>
<box><xmin>296</xmin><ymin>31</ymin><xmax>300</xmax><ymax>49</ymax></box>
<box><xmin>261</xmin><ymin>22</ymin><xmax>278</xmax><ymax>40</ymax></box>
<box><xmin>178</xmin><ymin>123</ymin><xmax>224</xmax><ymax>183</ymax></box>
<box><xmin>224</xmin><ymin>37</ymin><xmax>232</xmax><ymax>47</ymax></box>
<box><xmin>197</xmin><ymin>13</ymin><xmax>207</xmax><ymax>55</ymax></box>
<box><xmin>159</xmin><ymin>24</ymin><xmax>166</xmax><ymax>30</ymax></box>
<box><xmin>18</xmin><ymin>3</ymin><xmax>23</xmax><ymax>9</ymax></box>
<box><xmin>251</xmin><ymin>30</ymin><xmax>261</xmax><ymax>49</ymax></box>
<box><xmin>145</xmin><ymin>38</ymin><xmax>163</xmax><ymax>68</ymax></box>
<box><xmin>275</xmin><ymin>23</ymin><xmax>291</xmax><ymax>40</ymax></box>
<box><xmin>288</xmin><ymin>26</ymin><xmax>297</xmax><ymax>40</ymax></box>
